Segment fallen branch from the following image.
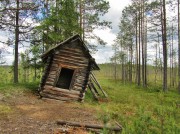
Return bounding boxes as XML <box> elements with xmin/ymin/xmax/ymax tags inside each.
<box><xmin>56</xmin><ymin>120</ymin><xmax>122</xmax><ymax>132</ymax></box>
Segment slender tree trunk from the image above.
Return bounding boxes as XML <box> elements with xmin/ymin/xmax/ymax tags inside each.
<box><xmin>171</xmin><ymin>24</ymin><xmax>175</xmax><ymax>87</ymax></box>
<box><xmin>144</xmin><ymin>17</ymin><xmax>147</xmax><ymax>86</ymax></box>
<box><xmin>79</xmin><ymin>0</ymin><xmax>82</xmax><ymax>38</ymax></box>
<box><xmin>178</xmin><ymin>0</ymin><xmax>180</xmax><ymax>93</ymax></box>
<box><xmin>162</xmin><ymin>0</ymin><xmax>168</xmax><ymax>91</ymax></box>
<box><xmin>130</xmin><ymin>43</ymin><xmax>133</xmax><ymax>84</ymax></box>
<box><xmin>114</xmin><ymin>47</ymin><xmax>117</xmax><ymax>81</ymax></box>
<box><xmin>138</xmin><ymin>4</ymin><xmax>141</xmax><ymax>86</ymax></box>
<box><xmin>141</xmin><ymin>0</ymin><xmax>145</xmax><ymax>87</ymax></box>
<box><xmin>155</xmin><ymin>33</ymin><xmax>158</xmax><ymax>85</ymax></box>
<box><xmin>170</xmin><ymin>29</ymin><xmax>172</xmax><ymax>87</ymax></box>
<box><xmin>120</xmin><ymin>40</ymin><xmax>124</xmax><ymax>82</ymax></box>
<box><xmin>14</xmin><ymin>0</ymin><xmax>19</xmax><ymax>83</ymax></box>
<box><xmin>135</xmin><ymin>14</ymin><xmax>138</xmax><ymax>84</ymax></box>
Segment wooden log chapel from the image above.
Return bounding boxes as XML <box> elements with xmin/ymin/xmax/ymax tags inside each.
<box><xmin>39</xmin><ymin>34</ymin><xmax>106</xmax><ymax>102</ymax></box>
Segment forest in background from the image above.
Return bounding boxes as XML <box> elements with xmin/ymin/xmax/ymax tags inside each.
<box><xmin>0</xmin><ymin>0</ymin><xmax>179</xmax><ymax>133</ymax></box>
<box><xmin>0</xmin><ymin>0</ymin><xmax>180</xmax><ymax>91</ymax></box>
<box><xmin>111</xmin><ymin>0</ymin><xmax>180</xmax><ymax>92</ymax></box>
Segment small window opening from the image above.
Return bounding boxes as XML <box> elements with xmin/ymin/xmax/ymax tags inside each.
<box><xmin>56</xmin><ymin>68</ymin><xmax>74</xmax><ymax>89</ymax></box>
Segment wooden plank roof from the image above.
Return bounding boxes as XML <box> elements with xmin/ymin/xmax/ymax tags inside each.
<box><xmin>41</xmin><ymin>34</ymin><xmax>100</xmax><ymax>70</ymax></box>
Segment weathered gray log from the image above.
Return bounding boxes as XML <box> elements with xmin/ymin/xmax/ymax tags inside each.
<box><xmin>90</xmin><ymin>79</ymin><xmax>100</xmax><ymax>96</ymax></box>
<box><xmin>46</xmin><ymin>77</ymin><xmax>55</xmax><ymax>82</ymax></box>
<box><xmin>42</xmin><ymin>89</ymin><xmax>80</xmax><ymax>99</ymax></box>
<box><xmin>43</xmin><ymin>85</ymin><xmax>81</xmax><ymax>95</ymax></box>
<box><xmin>54</xmin><ymin>55</ymin><xmax>89</xmax><ymax>64</ymax></box>
<box><xmin>63</xmin><ymin>47</ymin><xmax>85</xmax><ymax>53</ymax></box>
<box><xmin>57</xmin><ymin>53</ymin><xmax>88</xmax><ymax>61</ymax></box>
<box><xmin>40</xmin><ymin>92</ymin><xmax>80</xmax><ymax>101</ymax></box>
<box><xmin>91</xmin><ymin>73</ymin><xmax>108</xmax><ymax>97</ymax></box>
<box><xmin>73</xmin><ymin>86</ymin><xmax>83</xmax><ymax>91</ymax></box>
<box><xmin>58</xmin><ymin>49</ymin><xmax>85</xmax><ymax>56</ymax></box>
<box><xmin>56</xmin><ymin>120</ymin><xmax>122</xmax><ymax>132</ymax></box>
<box><xmin>48</xmin><ymin>70</ymin><xmax>57</xmax><ymax>75</ymax></box>
<box><xmin>57</xmin><ymin>55</ymin><xmax>88</xmax><ymax>62</ymax></box>
<box><xmin>46</xmin><ymin>81</ymin><xmax>54</xmax><ymax>86</ymax></box>
<box><xmin>88</xmin><ymin>83</ymin><xmax>98</xmax><ymax>100</ymax></box>
<box><xmin>53</xmin><ymin>58</ymin><xmax>88</xmax><ymax>67</ymax></box>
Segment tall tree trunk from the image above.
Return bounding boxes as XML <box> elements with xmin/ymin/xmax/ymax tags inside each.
<box><xmin>178</xmin><ymin>0</ymin><xmax>180</xmax><ymax>93</ymax></box>
<box><xmin>171</xmin><ymin>24</ymin><xmax>174</xmax><ymax>87</ymax></box>
<box><xmin>135</xmin><ymin>13</ymin><xmax>138</xmax><ymax>84</ymax></box>
<box><xmin>138</xmin><ymin>3</ymin><xmax>141</xmax><ymax>86</ymax></box>
<box><xmin>170</xmin><ymin>29</ymin><xmax>172</xmax><ymax>87</ymax></box>
<box><xmin>130</xmin><ymin>42</ymin><xmax>133</xmax><ymax>84</ymax></box>
<box><xmin>161</xmin><ymin>0</ymin><xmax>168</xmax><ymax>91</ymax></box>
<box><xmin>141</xmin><ymin>0</ymin><xmax>145</xmax><ymax>87</ymax></box>
<box><xmin>144</xmin><ymin>17</ymin><xmax>147</xmax><ymax>86</ymax></box>
<box><xmin>79</xmin><ymin>0</ymin><xmax>82</xmax><ymax>38</ymax></box>
<box><xmin>14</xmin><ymin>0</ymin><xmax>19</xmax><ymax>83</ymax></box>
<box><xmin>114</xmin><ymin>47</ymin><xmax>117</xmax><ymax>81</ymax></box>
<box><xmin>155</xmin><ymin>33</ymin><xmax>158</xmax><ymax>85</ymax></box>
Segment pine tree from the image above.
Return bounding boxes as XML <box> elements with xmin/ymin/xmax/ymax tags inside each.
<box><xmin>0</xmin><ymin>0</ymin><xmax>38</xmax><ymax>83</ymax></box>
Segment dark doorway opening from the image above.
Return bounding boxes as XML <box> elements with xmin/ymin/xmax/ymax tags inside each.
<box><xmin>56</xmin><ymin>68</ymin><xmax>74</xmax><ymax>89</ymax></box>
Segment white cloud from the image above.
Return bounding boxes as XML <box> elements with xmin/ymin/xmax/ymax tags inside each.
<box><xmin>93</xmin><ymin>0</ymin><xmax>131</xmax><ymax>63</ymax></box>
<box><xmin>92</xmin><ymin>46</ymin><xmax>114</xmax><ymax>63</ymax></box>
<box><xmin>94</xmin><ymin>28</ymin><xmax>116</xmax><ymax>46</ymax></box>
<box><xmin>0</xmin><ymin>0</ymin><xmax>131</xmax><ymax>65</ymax></box>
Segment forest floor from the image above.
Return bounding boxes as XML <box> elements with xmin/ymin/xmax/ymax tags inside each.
<box><xmin>0</xmin><ymin>88</ymin><xmax>101</xmax><ymax>134</ymax></box>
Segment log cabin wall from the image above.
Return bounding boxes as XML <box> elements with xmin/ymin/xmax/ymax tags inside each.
<box><xmin>40</xmin><ymin>39</ymin><xmax>91</xmax><ymax>101</ymax></box>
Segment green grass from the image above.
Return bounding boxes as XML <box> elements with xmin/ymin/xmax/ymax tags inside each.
<box><xmin>84</xmin><ymin>78</ymin><xmax>180</xmax><ymax>134</ymax></box>
<box><xmin>0</xmin><ymin>64</ymin><xmax>180</xmax><ymax>133</ymax></box>
<box><xmin>0</xmin><ymin>82</ymin><xmax>39</xmax><ymax>97</ymax></box>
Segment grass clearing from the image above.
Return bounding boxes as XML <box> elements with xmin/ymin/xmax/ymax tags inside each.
<box><xmin>84</xmin><ymin>78</ymin><xmax>180</xmax><ymax>133</ymax></box>
<box><xmin>0</xmin><ymin>64</ymin><xmax>179</xmax><ymax>133</ymax></box>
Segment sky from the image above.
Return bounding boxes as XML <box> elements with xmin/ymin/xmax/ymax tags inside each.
<box><xmin>92</xmin><ymin>0</ymin><xmax>131</xmax><ymax>63</ymax></box>
<box><xmin>0</xmin><ymin>0</ymin><xmax>131</xmax><ymax>65</ymax></box>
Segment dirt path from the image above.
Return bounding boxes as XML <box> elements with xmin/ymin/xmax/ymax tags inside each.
<box><xmin>0</xmin><ymin>92</ymin><xmax>101</xmax><ymax>133</ymax></box>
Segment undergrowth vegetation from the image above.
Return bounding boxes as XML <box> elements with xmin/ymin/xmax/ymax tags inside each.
<box><xmin>0</xmin><ymin>65</ymin><xmax>179</xmax><ymax>133</ymax></box>
<box><xmin>85</xmin><ymin>78</ymin><xmax>180</xmax><ymax>133</ymax></box>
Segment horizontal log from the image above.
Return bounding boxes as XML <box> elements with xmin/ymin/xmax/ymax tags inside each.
<box><xmin>57</xmin><ymin>63</ymin><xmax>84</xmax><ymax>69</ymax></box>
<box><xmin>75</xmin><ymin>78</ymin><xmax>85</xmax><ymax>83</ymax></box>
<box><xmin>58</xmin><ymin>49</ymin><xmax>85</xmax><ymax>56</ymax></box>
<box><xmin>50</xmin><ymin>66</ymin><xmax>59</xmax><ymax>71</ymax></box>
<box><xmin>63</xmin><ymin>47</ymin><xmax>85</xmax><ymax>53</ymax></box>
<box><xmin>76</xmin><ymin>75</ymin><xmax>86</xmax><ymax>80</ymax></box>
<box><xmin>48</xmin><ymin>74</ymin><xmax>56</xmax><ymax>79</ymax></box>
<box><xmin>73</xmin><ymin>86</ymin><xmax>83</xmax><ymax>91</ymax></box>
<box><xmin>54</xmin><ymin>58</ymin><xmax>88</xmax><ymax>67</ymax></box>
<box><xmin>74</xmin><ymin>83</ymin><xmax>85</xmax><ymax>89</ymax></box>
<box><xmin>46</xmin><ymin>81</ymin><xmax>54</xmax><ymax>86</ymax></box>
<box><xmin>43</xmin><ymin>85</ymin><xmax>82</xmax><ymax>96</ymax></box>
<box><xmin>56</xmin><ymin>120</ymin><xmax>122</xmax><ymax>132</ymax></box>
<box><xmin>43</xmin><ymin>89</ymin><xmax>80</xmax><ymax>99</ymax></box>
<box><xmin>51</xmin><ymin>63</ymin><xmax>59</xmax><ymax>68</ymax></box>
<box><xmin>54</xmin><ymin>55</ymin><xmax>89</xmax><ymax>64</ymax></box>
<box><xmin>58</xmin><ymin>50</ymin><xmax>88</xmax><ymax>58</ymax></box>
<box><xmin>56</xmin><ymin>53</ymin><xmax>89</xmax><ymax>62</ymax></box>
<box><xmin>53</xmin><ymin>58</ymin><xmax>88</xmax><ymax>67</ymax></box>
<box><xmin>75</xmin><ymin>79</ymin><xmax>85</xmax><ymax>84</ymax></box>
<box><xmin>40</xmin><ymin>92</ymin><xmax>80</xmax><ymax>101</ymax></box>
<box><xmin>43</xmin><ymin>85</ymin><xmax>81</xmax><ymax>95</ymax></box>
<box><xmin>49</xmin><ymin>70</ymin><xmax>57</xmax><ymax>75</ymax></box>
<box><xmin>46</xmin><ymin>77</ymin><xmax>55</xmax><ymax>82</ymax></box>
<box><xmin>75</xmin><ymin>72</ymin><xmax>88</xmax><ymax>78</ymax></box>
